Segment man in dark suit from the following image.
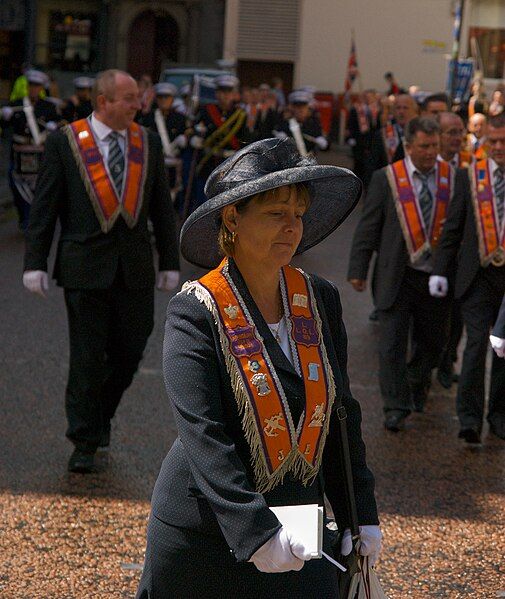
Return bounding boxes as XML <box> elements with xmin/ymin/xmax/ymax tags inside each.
<box><xmin>430</xmin><ymin>113</ymin><xmax>505</xmax><ymax>444</ymax></box>
<box><xmin>23</xmin><ymin>69</ymin><xmax>180</xmax><ymax>472</ymax></box>
<box><xmin>348</xmin><ymin>117</ymin><xmax>452</xmax><ymax>431</ymax></box>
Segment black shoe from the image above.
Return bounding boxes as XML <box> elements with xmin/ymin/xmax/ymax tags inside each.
<box><xmin>384</xmin><ymin>413</ymin><xmax>406</xmax><ymax>432</ymax></box>
<box><xmin>411</xmin><ymin>386</ymin><xmax>429</xmax><ymax>413</ymax></box>
<box><xmin>68</xmin><ymin>449</ymin><xmax>97</xmax><ymax>473</ymax></box>
<box><xmin>368</xmin><ymin>309</ymin><xmax>378</xmax><ymax>322</ymax></box>
<box><xmin>458</xmin><ymin>428</ymin><xmax>481</xmax><ymax>446</ymax></box>
<box><xmin>437</xmin><ymin>365</ymin><xmax>453</xmax><ymax>390</ymax></box>
<box><xmin>489</xmin><ymin>420</ymin><xmax>505</xmax><ymax>440</ymax></box>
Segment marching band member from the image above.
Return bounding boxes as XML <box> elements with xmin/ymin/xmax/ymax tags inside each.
<box><xmin>136</xmin><ymin>137</ymin><xmax>381</xmax><ymax>598</ymax></box>
<box><xmin>430</xmin><ymin>113</ymin><xmax>505</xmax><ymax>445</ymax></box>
<box><xmin>62</xmin><ymin>76</ymin><xmax>94</xmax><ymax>123</ymax></box>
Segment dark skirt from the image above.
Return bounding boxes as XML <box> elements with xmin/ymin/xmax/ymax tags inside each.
<box><xmin>136</xmin><ymin>515</ymin><xmax>340</xmax><ymax>599</ymax></box>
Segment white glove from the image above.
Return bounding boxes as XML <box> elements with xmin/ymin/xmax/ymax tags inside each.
<box><xmin>45</xmin><ymin>120</ymin><xmax>58</xmax><ymax>132</ymax></box>
<box><xmin>273</xmin><ymin>130</ymin><xmax>288</xmax><ymax>140</ymax></box>
<box><xmin>249</xmin><ymin>527</ymin><xmax>312</xmax><ymax>573</ymax></box>
<box><xmin>341</xmin><ymin>525</ymin><xmax>382</xmax><ymax>567</ymax></box>
<box><xmin>23</xmin><ymin>270</ymin><xmax>49</xmax><ymax>297</ymax></box>
<box><xmin>174</xmin><ymin>134</ymin><xmax>187</xmax><ymax>149</ymax></box>
<box><xmin>347</xmin><ymin>138</ymin><xmax>357</xmax><ymax>147</ymax></box>
<box><xmin>194</xmin><ymin>123</ymin><xmax>207</xmax><ymax>135</ymax></box>
<box><xmin>156</xmin><ymin>270</ymin><xmax>180</xmax><ymax>292</ymax></box>
<box><xmin>1</xmin><ymin>106</ymin><xmax>14</xmax><ymax>121</ymax></box>
<box><xmin>315</xmin><ymin>135</ymin><xmax>328</xmax><ymax>150</ymax></box>
<box><xmin>190</xmin><ymin>135</ymin><xmax>204</xmax><ymax>149</ymax></box>
<box><xmin>490</xmin><ymin>335</ymin><xmax>505</xmax><ymax>358</ymax></box>
<box><xmin>429</xmin><ymin>275</ymin><xmax>448</xmax><ymax>298</ymax></box>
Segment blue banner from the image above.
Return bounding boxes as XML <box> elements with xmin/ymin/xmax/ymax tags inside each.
<box><xmin>446</xmin><ymin>59</ymin><xmax>474</xmax><ymax>103</ymax></box>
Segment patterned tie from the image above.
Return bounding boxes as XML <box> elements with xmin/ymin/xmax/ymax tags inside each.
<box><xmin>494</xmin><ymin>167</ymin><xmax>505</xmax><ymax>226</ymax></box>
<box><xmin>107</xmin><ymin>131</ymin><xmax>125</xmax><ymax>195</ymax></box>
<box><xmin>416</xmin><ymin>171</ymin><xmax>433</xmax><ymax>231</ymax></box>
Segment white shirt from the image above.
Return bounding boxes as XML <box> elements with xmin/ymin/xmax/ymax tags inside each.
<box><xmin>438</xmin><ymin>153</ymin><xmax>459</xmax><ymax>170</ymax></box>
<box><xmin>404</xmin><ymin>155</ymin><xmax>437</xmax><ymax>273</ymax></box>
<box><xmin>90</xmin><ymin>113</ymin><xmax>126</xmax><ymax>163</ymax></box>
<box><xmin>268</xmin><ymin>318</ymin><xmax>294</xmax><ymax>365</ymax></box>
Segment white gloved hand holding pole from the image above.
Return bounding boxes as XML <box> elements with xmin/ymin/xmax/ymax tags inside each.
<box><xmin>341</xmin><ymin>525</ymin><xmax>383</xmax><ymax>567</ymax></box>
<box><xmin>174</xmin><ymin>134</ymin><xmax>188</xmax><ymax>149</ymax></box>
<box><xmin>490</xmin><ymin>335</ymin><xmax>505</xmax><ymax>358</ymax></box>
<box><xmin>23</xmin><ymin>270</ymin><xmax>49</xmax><ymax>297</ymax></box>
<box><xmin>314</xmin><ymin>136</ymin><xmax>328</xmax><ymax>150</ymax></box>
<box><xmin>156</xmin><ymin>270</ymin><xmax>180</xmax><ymax>292</ymax></box>
<box><xmin>429</xmin><ymin>275</ymin><xmax>448</xmax><ymax>298</ymax></box>
<box><xmin>249</xmin><ymin>527</ymin><xmax>312</xmax><ymax>573</ymax></box>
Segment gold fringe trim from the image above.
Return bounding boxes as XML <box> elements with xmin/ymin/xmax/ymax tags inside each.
<box><xmin>386</xmin><ymin>164</ymin><xmax>430</xmax><ymax>264</ymax></box>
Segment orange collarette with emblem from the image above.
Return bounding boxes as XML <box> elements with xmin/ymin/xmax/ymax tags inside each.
<box><xmin>192</xmin><ymin>259</ymin><xmax>335</xmax><ymax>493</ymax></box>
<box><xmin>65</xmin><ymin>118</ymin><xmax>148</xmax><ymax>233</ymax></box>
<box><xmin>387</xmin><ymin>159</ymin><xmax>452</xmax><ymax>263</ymax></box>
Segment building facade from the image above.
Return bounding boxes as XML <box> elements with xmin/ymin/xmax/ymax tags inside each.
<box><xmin>224</xmin><ymin>0</ymin><xmax>504</xmax><ymax>93</ymax></box>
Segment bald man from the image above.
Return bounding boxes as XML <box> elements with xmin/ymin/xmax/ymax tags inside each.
<box><xmin>467</xmin><ymin>113</ymin><xmax>489</xmax><ymax>159</ymax></box>
<box><xmin>23</xmin><ymin>70</ymin><xmax>180</xmax><ymax>473</ymax></box>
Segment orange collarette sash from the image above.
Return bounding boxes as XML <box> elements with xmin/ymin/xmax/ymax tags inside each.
<box><xmin>470</xmin><ymin>158</ymin><xmax>505</xmax><ymax>267</ymax></box>
<box><xmin>65</xmin><ymin>119</ymin><xmax>148</xmax><ymax>232</ymax></box>
<box><xmin>190</xmin><ymin>259</ymin><xmax>335</xmax><ymax>493</ymax></box>
<box><xmin>382</xmin><ymin>122</ymin><xmax>401</xmax><ymax>163</ymax></box>
<box><xmin>387</xmin><ymin>159</ymin><xmax>452</xmax><ymax>262</ymax></box>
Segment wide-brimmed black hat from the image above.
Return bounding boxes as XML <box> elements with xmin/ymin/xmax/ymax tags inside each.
<box><xmin>180</xmin><ymin>138</ymin><xmax>362</xmax><ymax>268</ymax></box>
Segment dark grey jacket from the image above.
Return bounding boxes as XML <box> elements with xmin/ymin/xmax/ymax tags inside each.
<box><xmin>24</xmin><ymin>127</ymin><xmax>179</xmax><ymax>288</ymax></box>
<box><xmin>151</xmin><ymin>259</ymin><xmax>378</xmax><ymax>562</ymax></box>
<box><xmin>492</xmin><ymin>295</ymin><xmax>505</xmax><ymax>338</ymax></box>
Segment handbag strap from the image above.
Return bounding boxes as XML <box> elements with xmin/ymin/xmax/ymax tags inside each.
<box><xmin>336</xmin><ymin>405</ymin><xmax>360</xmax><ymax>539</ymax></box>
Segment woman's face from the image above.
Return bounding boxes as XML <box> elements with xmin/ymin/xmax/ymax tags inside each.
<box><xmin>225</xmin><ymin>186</ymin><xmax>307</xmax><ymax>269</ymax></box>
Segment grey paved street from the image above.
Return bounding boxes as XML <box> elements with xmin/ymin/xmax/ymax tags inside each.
<box><xmin>0</xmin><ymin>152</ymin><xmax>504</xmax><ymax>597</ymax></box>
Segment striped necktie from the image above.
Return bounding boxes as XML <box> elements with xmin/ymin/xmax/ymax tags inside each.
<box><xmin>495</xmin><ymin>167</ymin><xmax>505</xmax><ymax>226</ymax></box>
<box><xmin>107</xmin><ymin>131</ymin><xmax>125</xmax><ymax>195</ymax></box>
<box><xmin>416</xmin><ymin>171</ymin><xmax>433</xmax><ymax>231</ymax></box>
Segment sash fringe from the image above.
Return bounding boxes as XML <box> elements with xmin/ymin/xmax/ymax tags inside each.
<box><xmin>182</xmin><ymin>271</ymin><xmax>336</xmax><ymax>494</ymax></box>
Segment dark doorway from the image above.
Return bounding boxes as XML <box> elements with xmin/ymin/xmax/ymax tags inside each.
<box><xmin>127</xmin><ymin>11</ymin><xmax>179</xmax><ymax>81</ymax></box>
<box><xmin>237</xmin><ymin>60</ymin><xmax>294</xmax><ymax>92</ymax></box>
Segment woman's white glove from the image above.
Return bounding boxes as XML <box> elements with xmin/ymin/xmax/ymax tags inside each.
<box><xmin>156</xmin><ymin>270</ymin><xmax>180</xmax><ymax>292</ymax></box>
<box><xmin>341</xmin><ymin>525</ymin><xmax>383</xmax><ymax>567</ymax></box>
<box><xmin>490</xmin><ymin>335</ymin><xmax>505</xmax><ymax>358</ymax></box>
<box><xmin>23</xmin><ymin>270</ymin><xmax>49</xmax><ymax>297</ymax></box>
<box><xmin>249</xmin><ymin>527</ymin><xmax>312</xmax><ymax>573</ymax></box>
<box><xmin>429</xmin><ymin>275</ymin><xmax>448</xmax><ymax>298</ymax></box>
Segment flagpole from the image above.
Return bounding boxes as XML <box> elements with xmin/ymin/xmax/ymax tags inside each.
<box><xmin>448</xmin><ymin>0</ymin><xmax>466</xmax><ymax>105</ymax></box>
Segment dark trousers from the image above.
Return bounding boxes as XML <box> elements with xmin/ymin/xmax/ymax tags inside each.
<box><xmin>8</xmin><ymin>165</ymin><xmax>30</xmax><ymax>230</ymax></box>
<box><xmin>63</xmin><ymin>272</ymin><xmax>154</xmax><ymax>452</ymax></box>
<box><xmin>439</xmin><ymin>299</ymin><xmax>464</xmax><ymax>371</ymax></box>
<box><xmin>457</xmin><ymin>268</ymin><xmax>505</xmax><ymax>430</ymax></box>
<box><xmin>378</xmin><ymin>268</ymin><xmax>451</xmax><ymax>414</ymax></box>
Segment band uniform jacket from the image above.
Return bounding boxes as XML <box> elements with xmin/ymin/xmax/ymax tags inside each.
<box><xmin>347</xmin><ymin>165</ymin><xmax>461</xmax><ymax>310</ymax></box>
<box><xmin>432</xmin><ymin>168</ymin><xmax>493</xmax><ymax>299</ymax></box>
<box><xmin>8</xmin><ymin>98</ymin><xmax>60</xmax><ymax>140</ymax></box>
<box><xmin>275</xmin><ymin>114</ymin><xmax>325</xmax><ymax>153</ymax></box>
<box><xmin>138</xmin><ymin>108</ymin><xmax>186</xmax><ymax>142</ymax></box>
<box><xmin>24</xmin><ymin>126</ymin><xmax>180</xmax><ymax>288</ymax></box>
<box><xmin>151</xmin><ymin>259</ymin><xmax>378</xmax><ymax>563</ymax></box>
<box><xmin>492</xmin><ymin>294</ymin><xmax>505</xmax><ymax>338</ymax></box>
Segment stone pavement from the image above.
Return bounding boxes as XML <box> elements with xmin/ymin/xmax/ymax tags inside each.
<box><xmin>0</xmin><ymin>149</ymin><xmax>504</xmax><ymax>598</ymax></box>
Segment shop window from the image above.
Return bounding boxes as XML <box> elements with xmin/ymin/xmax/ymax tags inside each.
<box><xmin>44</xmin><ymin>12</ymin><xmax>98</xmax><ymax>72</ymax></box>
<box><xmin>469</xmin><ymin>27</ymin><xmax>505</xmax><ymax>79</ymax></box>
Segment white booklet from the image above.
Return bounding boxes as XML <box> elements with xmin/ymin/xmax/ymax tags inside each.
<box><xmin>269</xmin><ymin>504</ymin><xmax>324</xmax><ymax>559</ymax></box>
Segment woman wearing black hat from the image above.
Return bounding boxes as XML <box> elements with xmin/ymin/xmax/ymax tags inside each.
<box><xmin>136</xmin><ymin>138</ymin><xmax>381</xmax><ymax>598</ymax></box>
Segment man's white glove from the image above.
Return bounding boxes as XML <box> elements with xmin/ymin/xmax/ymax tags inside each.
<box><xmin>315</xmin><ymin>136</ymin><xmax>328</xmax><ymax>150</ymax></box>
<box><xmin>156</xmin><ymin>270</ymin><xmax>180</xmax><ymax>292</ymax></box>
<box><xmin>23</xmin><ymin>270</ymin><xmax>49</xmax><ymax>297</ymax></box>
<box><xmin>1</xmin><ymin>106</ymin><xmax>14</xmax><ymax>121</ymax></box>
<box><xmin>190</xmin><ymin>135</ymin><xmax>204</xmax><ymax>149</ymax></box>
<box><xmin>273</xmin><ymin>130</ymin><xmax>288</xmax><ymax>140</ymax></box>
<box><xmin>249</xmin><ymin>527</ymin><xmax>312</xmax><ymax>573</ymax></box>
<box><xmin>341</xmin><ymin>525</ymin><xmax>382</xmax><ymax>567</ymax></box>
<box><xmin>174</xmin><ymin>134</ymin><xmax>187</xmax><ymax>149</ymax></box>
<box><xmin>347</xmin><ymin>138</ymin><xmax>357</xmax><ymax>147</ymax></box>
<box><xmin>490</xmin><ymin>335</ymin><xmax>505</xmax><ymax>358</ymax></box>
<box><xmin>45</xmin><ymin>120</ymin><xmax>58</xmax><ymax>132</ymax></box>
<box><xmin>429</xmin><ymin>275</ymin><xmax>448</xmax><ymax>298</ymax></box>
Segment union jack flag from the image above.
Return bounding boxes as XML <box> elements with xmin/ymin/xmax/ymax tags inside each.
<box><xmin>344</xmin><ymin>34</ymin><xmax>359</xmax><ymax>93</ymax></box>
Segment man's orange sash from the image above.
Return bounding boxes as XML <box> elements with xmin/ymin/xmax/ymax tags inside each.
<box><xmin>193</xmin><ymin>259</ymin><xmax>335</xmax><ymax>493</ymax></box>
<box><xmin>387</xmin><ymin>159</ymin><xmax>452</xmax><ymax>262</ymax></box>
<box><xmin>470</xmin><ymin>158</ymin><xmax>505</xmax><ymax>266</ymax></box>
<box><xmin>382</xmin><ymin>122</ymin><xmax>401</xmax><ymax>163</ymax></box>
<box><xmin>65</xmin><ymin>119</ymin><xmax>148</xmax><ymax>232</ymax></box>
